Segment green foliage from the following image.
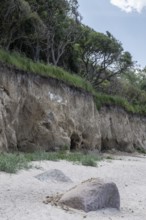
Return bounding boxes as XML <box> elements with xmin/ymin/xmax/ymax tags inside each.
<box><xmin>1</xmin><ymin>48</ymin><xmax>146</xmax><ymax>115</ymax></box>
<box><xmin>0</xmin><ymin>153</ymin><xmax>30</xmax><ymax>173</ymax></box>
<box><xmin>0</xmin><ymin>0</ymin><xmax>45</xmax><ymax>54</ymax></box>
<box><xmin>0</xmin><ymin>0</ymin><xmax>135</xmax><ymax>93</ymax></box>
<box><xmin>65</xmin><ymin>152</ymin><xmax>100</xmax><ymax>164</ymax></box>
<box><xmin>74</xmin><ymin>26</ymin><xmax>133</xmax><ymax>86</ymax></box>
<box><xmin>94</xmin><ymin>93</ymin><xmax>146</xmax><ymax>115</ymax></box>
<box><xmin>81</xmin><ymin>157</ymin><xmax>97</xmax><ymax>167</ymax></box>
<box><xmin>0</xmin><ymin>0</ymin><xmax>133</xmax><ymax>81</ymax></box>
<box><xmin>0</xmin><ymin>151</ymin><xmax>101</xmax><ymax>173</ymax></box>
<box><xmin>25</xmin><ymin>151</ymin><xmax>59</xmax><ymax>162</ymax></box>
<box><xmin>97</xmin><ymin>73</ymin><xmax>146</xmax><ymax>109</ymax></box>
<box><xmin>0</xmin><ymin>0</ymin><xmax>80</xmax><ymax>64</ymax></box>
<box><xmin>106</xmin><ymin>156</ymin><xmax>114</xmax><ymax>160</ymax></box>
<box><xmin>25</xmin><ymin>151</ymin><xmax>100</xmax><ymax>166</ymax></box>
<box><xmin>136</xmin><ymin>147</ymin><xmax>146</xmax><ymax>154</ymax></box>
<box><xmin>0</xmin><ymin>49</ymin><xmax>94</xmax><ymax>93</ymax></box>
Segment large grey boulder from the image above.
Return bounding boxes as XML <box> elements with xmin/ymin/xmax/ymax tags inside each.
<box><xmin>59</xmin><ymin>178</ymin><xmax>120</xmax><ymax>212</ymax></box>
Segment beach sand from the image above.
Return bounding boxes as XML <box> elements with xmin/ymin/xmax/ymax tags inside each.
<box><xmin>0</xmin><ymin>154</ymin><xmax>146</xmax><ymax>220</ymax></box>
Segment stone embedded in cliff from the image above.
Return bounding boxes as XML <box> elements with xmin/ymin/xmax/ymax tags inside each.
<box><xmin>58</xmin><ymin>178</ymin><xmax>120</xmax><ymax>212</ymax></box>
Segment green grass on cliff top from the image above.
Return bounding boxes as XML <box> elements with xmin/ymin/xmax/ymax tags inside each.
<box><xmin>0</xmin><ymin>49</ymin><xmax>93</xmax><ymax>93</ymax></box>
<box><xmin>0</xmin><ymin>48</ymin><xmax>146</xmax><ymax>115</ymax></box>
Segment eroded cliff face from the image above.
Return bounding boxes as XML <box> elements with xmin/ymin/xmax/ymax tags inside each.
<box><xmin>0</xmin><ymin>63</ymin><xmax>101</xmax><ymax>152</ymax></box>
<box><xmin>99</xmin><ymin>107</ymin><xmax>146</xmax><ymax>152</ymax></box>
<box><xmin>0</xmin><ymin>63</ymin><xmax>146</xmax><ymax>153</ymax></box>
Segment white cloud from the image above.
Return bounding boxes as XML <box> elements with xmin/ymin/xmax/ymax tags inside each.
<box><xmin>110</xmin><ymin>0</ymin><xmax>146</xmax><ymax>13</ymax></box>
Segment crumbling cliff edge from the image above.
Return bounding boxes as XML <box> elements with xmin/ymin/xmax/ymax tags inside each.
<box><xmin>0</xmin><ymin>63</ymin><xmax>146</xmax><ymax>153</ymax></box>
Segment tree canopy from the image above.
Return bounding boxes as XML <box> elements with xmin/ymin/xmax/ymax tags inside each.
<box><xmin>0</xmin><ymin>0</ymin><xmax>134</xmax><ymax>90</ymax></box>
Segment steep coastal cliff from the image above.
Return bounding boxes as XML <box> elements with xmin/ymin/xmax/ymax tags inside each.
<box><xmin>0</xmin><ymin>63</ymin><xmax>146</xmax><ymax>153</ymax></box>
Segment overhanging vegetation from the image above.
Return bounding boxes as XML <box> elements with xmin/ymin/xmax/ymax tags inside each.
<box><xmin>0</xmin><ymin>48</ymin><xmax>146</xmax><ymax>115</ymax></box>
<box><xmin>0</xmin><ymin>49</ymin><xmax>94</xmax><ymax>93</ymax></box>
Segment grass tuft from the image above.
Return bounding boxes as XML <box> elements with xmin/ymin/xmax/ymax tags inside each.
<box><xmin>0</xmin><ymin>153</ymin><xmax>30</xmax><ymax>173</ymax></box>
<box><xmin>136</xmin><ymin>147</ymin><xmax>146</xmax><ymax>154</ymax></box>
<box><xmin>0</xmin><ymin>151</ymin><xmax>101</xmax><ymax>173</ymax></box>
<box><xmin>81</xmin><ymin>157</ymin><xmax>97</xmax><ymax>167</ymax></box>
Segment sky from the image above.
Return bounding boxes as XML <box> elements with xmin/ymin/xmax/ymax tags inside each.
<box><xmin>78</xmin><ymin>0</ymin><xmax>146</xmax><ymax>68</ymax></box>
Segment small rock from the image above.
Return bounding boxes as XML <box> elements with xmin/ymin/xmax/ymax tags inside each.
<box><xmin>35</xmin><ymin>169</ymin><xmax>72</xmax><ymax>182</ymax></box>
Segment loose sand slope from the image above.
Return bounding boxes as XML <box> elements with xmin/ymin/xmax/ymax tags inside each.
<box><xmin>0</xmin><ymin>155</ymin><xmax>146</xmax><ymax>220</ymax></box>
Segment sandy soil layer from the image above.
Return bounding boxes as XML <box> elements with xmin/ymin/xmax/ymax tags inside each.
<box><xmin>0</xmin><ymin>154</ymin><xmax>146</xmax><ymax>220</ymax></box>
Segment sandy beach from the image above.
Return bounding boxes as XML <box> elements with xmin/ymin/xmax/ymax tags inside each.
<box><xmin>0</xmin><ymin>154</ymin><xmax>146</xmax><ymax>220</ymax></box>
